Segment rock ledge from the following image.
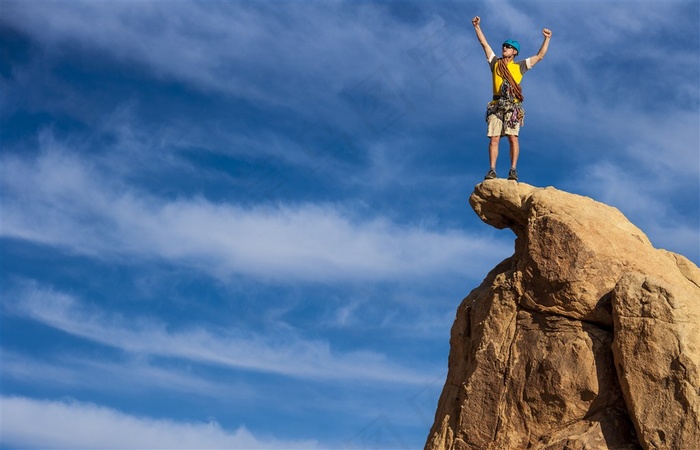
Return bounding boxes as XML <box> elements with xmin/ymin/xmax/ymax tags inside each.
<box><xmin>425</xmin><ymin>180</ymin><xmax>700</xmax><ymax>450</ymax></box>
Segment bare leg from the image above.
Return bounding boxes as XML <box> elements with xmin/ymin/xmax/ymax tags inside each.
<box><xmin>508</xmin><ymin>135</ymin><xmax>519</xmax><ymax>169</ymax></box>
<box><xmin>489</xmin><ymin>136</ymin><xmax>500</xmax><ymax>169</ymax></box>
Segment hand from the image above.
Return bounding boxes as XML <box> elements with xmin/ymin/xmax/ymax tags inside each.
<box><xmin>542</xmin><ymin>28</ymin><xmax>552</xmax><ymax>38</ymax></box>
<box><xmin>472</xmin><ymin>16</ymin><xmax>480</xmax><ymax>27</ymax></box>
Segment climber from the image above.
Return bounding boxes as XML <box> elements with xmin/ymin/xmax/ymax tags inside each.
<box><xmin>471</xmin><ymin>16</ymin><xmax>551</xmax><ymax>181</ymax></box>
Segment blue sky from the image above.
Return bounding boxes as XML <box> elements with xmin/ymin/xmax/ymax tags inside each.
<box><xmin>1</xmin><ymin>1</ymin><xmax>698</xmax><ymax>448</ymax></box>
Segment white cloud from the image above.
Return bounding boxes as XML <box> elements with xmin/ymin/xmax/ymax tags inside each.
<box><xmin>1</xmin><ymin>145</ymin><xmax>502</xmax><ymax>283</ymax></box>
<box><xmin>1</xmin><ymin>350</ymin><xmax>254</xmax><ymax>401</ymax></box>
<box><xmin>0</xmin><ymin>1</ymin><xmax>420</xmax><ymax>112</ymax></box>
<box><xmin>5</xmin><ymin>282</ymin><xmax>433</xmax><ymax>385</ymax></box>
<box><xmin>1</xmin><ymin>396</ymin><xmax>318</xmax><ymax>449</ymax></box>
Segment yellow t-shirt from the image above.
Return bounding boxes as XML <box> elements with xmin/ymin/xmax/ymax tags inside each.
<box><xmin>488</xmin><ymin>55</ymin><xmax>531</xmax><ymax>97</ymax></box>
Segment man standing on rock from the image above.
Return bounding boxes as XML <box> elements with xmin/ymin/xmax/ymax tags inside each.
<box><xmin>471</xmin><ymin>16</ymin><xmax>551</xmax><ymax>181</ymax></box>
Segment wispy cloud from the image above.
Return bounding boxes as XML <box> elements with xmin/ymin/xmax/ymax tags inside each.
<box><xmin>1</xmin><ymin>144</ymin><xmax>503</xmax><ymax>283</ymax></box>
<box><xmin>1</xmin><ymin>349</ymin><xmax>254</xmax><ymax>401</ymax></box>
<box><xmin>1</xmin><ymin>2</ymin><xmax>429</xmax><ymax>112</ymax></box>
<box><xmin>1</xmin><ymin>395</ymin><xmax>319</xmax><ymax>449</ymax></box>
<box><xmin>5</xmin><ymin>282</ymin><xmax>433</xmax><ymax>385</ymax></box>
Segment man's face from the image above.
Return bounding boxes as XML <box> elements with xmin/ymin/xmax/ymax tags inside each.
<box><xmin>502</xmin><ymin>44</ymin><xmax>518</xmax><ymax>57</ymax></box>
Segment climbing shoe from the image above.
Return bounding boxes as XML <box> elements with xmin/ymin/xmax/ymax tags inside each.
<box><xmin>507</xmin><ymin>169</ymin><xmax>518</xmax><ymax>181</ymax></box>
<box><xmin>484</xmin><ymin>169</ymin><xmax>497</xmax><ymax>180</ymax></box>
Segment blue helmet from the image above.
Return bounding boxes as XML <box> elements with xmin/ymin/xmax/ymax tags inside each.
<box><xmin>502</xmin><ymin>39</ymin><xmax>520</xmax><ymax>54</ymax></box>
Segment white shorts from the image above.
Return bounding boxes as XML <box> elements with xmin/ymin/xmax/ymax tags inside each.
<box><xmin>487</xmin><ymin>113</ymin><xmax>519</xmax><ymax>137</ymax></box>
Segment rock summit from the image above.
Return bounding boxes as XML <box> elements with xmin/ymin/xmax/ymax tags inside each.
<box><xmin>425</xmin><ymin>180</ymin><xmax>700</xmax><ymax>450</ymax></box>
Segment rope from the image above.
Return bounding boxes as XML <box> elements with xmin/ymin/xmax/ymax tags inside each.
<box><xmin>496</xmin><ymin>58</ymin><xmax>524</xmax><ymax>102</ymax></box>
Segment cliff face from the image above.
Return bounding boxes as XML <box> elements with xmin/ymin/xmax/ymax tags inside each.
<box><xmin>425</xmin><ymin>180</ymin><xmax>700</xmax><ymax>450</ymax></box>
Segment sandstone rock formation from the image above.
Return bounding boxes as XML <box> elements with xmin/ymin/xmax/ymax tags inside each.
<box><xmin>425</xmin><ymin>180</ymin><xmax>700</xmax><ymax>450</ymax></box>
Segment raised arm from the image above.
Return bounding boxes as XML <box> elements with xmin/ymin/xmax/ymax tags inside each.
<box><xmin>528</xmin><ymin>28</ymin><xmax>552</xmax><ymax>67</ymax></box>
<box><xmin>471</xmin><ymin>16</ymin><xmax>495</xmax><ymax>60</ymax></box>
